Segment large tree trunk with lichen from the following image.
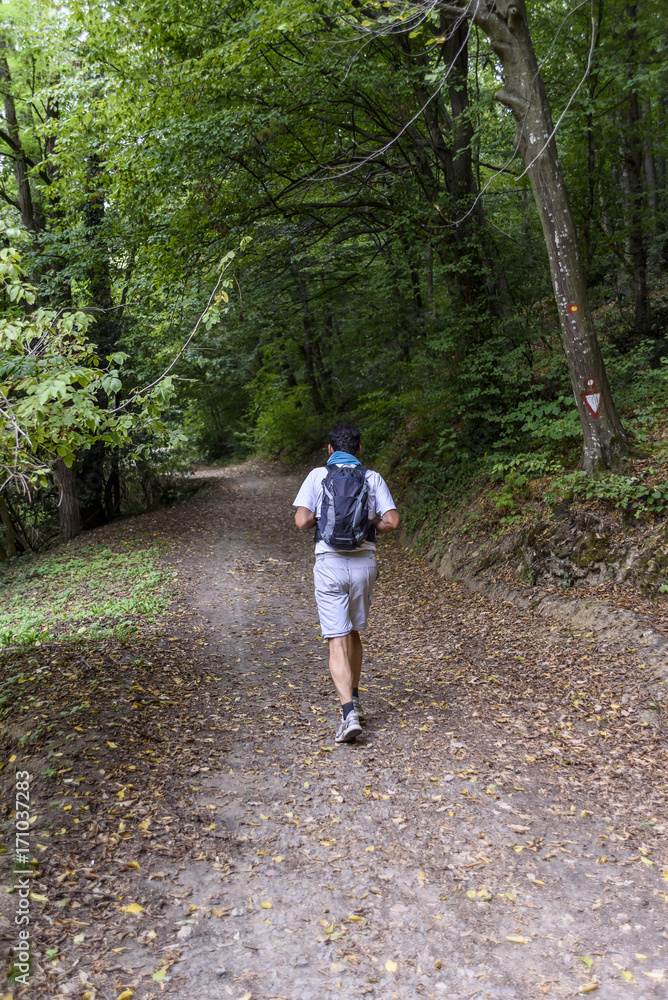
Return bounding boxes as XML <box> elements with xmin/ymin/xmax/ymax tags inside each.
<box><xmin>452</xmin><ymin>0</ymin><xmax>632</xmax><ymax>472</ymax></box>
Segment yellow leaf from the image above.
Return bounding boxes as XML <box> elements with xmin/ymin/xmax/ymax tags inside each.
<box><xmin>348</xmin><ymin>915</ymin><xmax>365</xmax><ymax>922</ymax></box>
<box><xmin>635</xmin><ymin>954</ymin><xmax>647</xmax><ymax>960</ymax></box>
<box><xmin>272</xmin><ymin>856</ymin><xmax>284</xmax><ymax>863</ymax></box>
<box><xmin>505</xmin><ymin>935</ymin><xmax>529</xmax><ymax>944</ymax></box>
<box><xmin>107</xmin><ymin>741</ymin><xmax>118</xmax><ymax>749</ymax></box>
<box><xmin>203</xmin><ymin>822</ymin><xmax>216</xmax><ymax>831</ymax></box>
<box><xmin>581</xmin><ymin>957</ymin><xmax>594</xmax><ymax>968</ymax></box>
<box><xmin>365</xmin><ymin>846</ymin><xmax>375</xmax><ymax>852</ymax></box>
<box><xmin>260</xmin><ymin>813</ymin><xmax>268</xmax><ymax>821</ymax></box>
<box><xmin>138</xmin><ymin>820</ymin><xmax>149</xmax><ymax>830</ymax></box>
<box><xmin>152</xmin><ymin>968</ymin><xmax>167</xmax><ymax>982</ymax></box>
<box><xmin>579</xmin><ymin>984</ymin><xmax>599</xmax><ymax>994</ymax></box>
<box><xmin>385</xmin><ymin>960</ymin><xmax>398</xmax><ymax>972</ymax></box>
<box><xmin>29</xmin><ymin>892</ymin><xmax>48</xmax><ymax>902</ymax></box>
<box><xmin>466</xmin><ymin>890</ymin><xmax>477</xmax><ymax>899</ymax></box>
<box><xmin>303</xmin><ymin>781</ymin><xmax>310</xmax><ymax>788</ymax></box>
<box><xmin>640</xmin><ymin>856</ymin><xmax>654</xmax><ymax>866</ymax></box>
<box><xmin>120</xmin><ymin>903</ymin><xmax>144</xmax><ymax>915</ymax></box>
<box><xmin>621</xmin><ymin>971</ymin><xmax>633</xmax><ymax>981</ymax></box>
<box><xmin>257</xmin><ymin>850</ymin><xmax>268</xmax><ymax>856</ymax></box>
<box><xmin>260</xmin><ymin>901</ymin><xmax>272</xmax><ymax>909</ymax></box>
<box><xmin>9</xmin><ymin>754</ymin><xmax>16</xmax><ymax>763</ymax></box>
<box><xmin>117</xmin><ymin>992</ymin><xmax>133</xmax><ymax>1000</ymax></box>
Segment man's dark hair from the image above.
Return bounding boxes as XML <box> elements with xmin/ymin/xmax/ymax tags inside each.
<box><xmin>329</xmin><ymin>423</ymin><xmax>361</xmax><ymax>455</ymax></box>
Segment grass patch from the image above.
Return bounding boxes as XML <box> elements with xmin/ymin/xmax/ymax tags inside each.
<box><xmin>0</xmin><ymin>538</ymin><xmax>175</xmax><ymax>647</ymax></box>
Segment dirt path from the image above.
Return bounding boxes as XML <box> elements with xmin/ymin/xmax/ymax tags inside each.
<box><xmin>4</xmin><ymin>463</ymin><xmax>668</xmax><ymax>1000</ymax></box>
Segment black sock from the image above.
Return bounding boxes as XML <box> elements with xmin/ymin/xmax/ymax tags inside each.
<box><xmin>352</xmin><ymin>687</ymin><xmax>359</xmax><ymax>699</ymax></box>
<box><xmin>341</xmin><ymin>701</ymin><xmax>354</xmax><ymax>720</ymax></box>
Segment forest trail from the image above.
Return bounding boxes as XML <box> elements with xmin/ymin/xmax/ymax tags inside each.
<box><xmin>9</xmin><ymin>463</ymin><xmax>668</xmax><ymax>1000</ymax></box>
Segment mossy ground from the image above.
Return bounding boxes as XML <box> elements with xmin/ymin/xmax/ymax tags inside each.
<box><xmin>0</xmin><ymin>535</ymin><xmax>176</xmax><ymax>648</ymax></box>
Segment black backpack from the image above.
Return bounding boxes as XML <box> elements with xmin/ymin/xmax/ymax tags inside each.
<box><xmin>315</xmin><ymin>465</ymin><xmax>376</xmax><ymax>550</ymax></box>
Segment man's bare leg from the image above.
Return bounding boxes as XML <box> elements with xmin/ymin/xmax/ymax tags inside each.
<box><xmin>349</xmin><ymin>630</ymin><xmax>362</xmax><ymax>691</ymax></box>
<box><xmin>328</xmin><ymin>630</ymin><xmax>363</xmax><ymax>705</ymax></box>
<box><xmin>329</xmin><ymin>631</ymin><xmax>364</xmax><ymax>742</ymax></box>
<box><xmin>328</xmin><ymin>635</ymin><xmax>352</xmax><ymax>704</ymax></box>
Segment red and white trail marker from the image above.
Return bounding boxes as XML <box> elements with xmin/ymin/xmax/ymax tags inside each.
<box><xmin>582</xmin><ymin>376</ymin><xmax>601</xmax><ymax>418</ymax></box>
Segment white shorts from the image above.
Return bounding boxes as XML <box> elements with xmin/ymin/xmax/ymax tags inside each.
<box><xmin>313</xmin><ymin>551</ymin><xmax>379</xmax><ymax>639</ymax></box>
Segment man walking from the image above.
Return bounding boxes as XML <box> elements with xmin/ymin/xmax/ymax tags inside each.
<box><xmin>293</xmin><ymin>424</ymin><xmax>400</xmax><ymax>743</ymax></box>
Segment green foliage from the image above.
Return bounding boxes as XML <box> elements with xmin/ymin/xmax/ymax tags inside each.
<box><xmin>251</xmin><ymin>381</ymin><xmax>325</xmax><ymax>461</ymax></box>
<box><xmin>0</xmin><ymin>538</ymin><xmax>175</xmax><ymax>646</ymax></box>
<box><xmin>544</xmin><ymin>470</ymin><xmax>668</xmax><ymax>520</ymax></box>
<box><xmin>0</xmin><ymin>0</ymin><xmax>666</xmax><ymax>542</ymax></box>
<box><xmin>0</xmin><ymin>238</ymin><xmax>182</xmax><ymax>492</ymax></box>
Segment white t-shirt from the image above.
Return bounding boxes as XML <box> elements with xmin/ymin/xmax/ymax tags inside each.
<box><xmin>293</xmin><ymin>464</ymin><xmax>397</xmax><ymax>554</ymax></box>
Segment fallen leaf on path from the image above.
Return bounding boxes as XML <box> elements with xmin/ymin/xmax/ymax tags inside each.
<box><xmin>579</xmin><ymin>984</ymin><xmax>599</xmax><ymax>994</ymax></box>
<box><xmin>385</xmin><ymin>959</ymin><xmax>398</xmax><ymax>972</ymax></box>
<box><xmin>506</xmin><ymin>935</ymin><xmax>530</xmax><ymax>944</ymax></box>
<box><xmin>120</xmin><ymin>903</ymin><xmax>144</xmax><ymax>915</ymax></box>
<box><xmin>152</xmin><ymin>968</ymin><xmax>167</xmax><ymax>982</ymax></box>
<box><xmin>580</xmin><ymin>957</ymin><xmax>594</xmax><ymax>968</ymax></box>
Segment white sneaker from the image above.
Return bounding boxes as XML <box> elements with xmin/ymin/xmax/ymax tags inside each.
<box><xmin>335</xmin><ymin>709</ymin><xmax>362</xmax><ymax>744</ymax></box>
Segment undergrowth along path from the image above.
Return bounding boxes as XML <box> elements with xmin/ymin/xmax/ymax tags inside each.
<box><xmin>1</xmin><ymin>462</ymin><xmax>667</xmax><ymax>1000</ymax></box>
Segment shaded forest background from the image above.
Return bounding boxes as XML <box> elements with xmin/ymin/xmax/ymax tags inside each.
<box><xmin>0</xmin><ymin>0</ymin><xmax>667</xmax><ymax>561</ymax></box>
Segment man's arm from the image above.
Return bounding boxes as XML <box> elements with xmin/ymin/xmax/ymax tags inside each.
<box><xmin>295</xmin><ymin>506</ymin><xmax>317</xmax><ymax>530</ymax></box>
<box><xmin>375</xmin><ymin>508</ymin><xmax>400</xmax><ymax>534</ymax></box>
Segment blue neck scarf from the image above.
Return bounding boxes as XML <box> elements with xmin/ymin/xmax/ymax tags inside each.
<box><xmin>327</xmin><ymin>450</ymin><xmax>361</xmax><ymax>466</ymax></box>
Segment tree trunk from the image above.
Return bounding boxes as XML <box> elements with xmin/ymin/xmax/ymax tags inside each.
<box><xmin>54</xmin><ymin>458</ymin><xmax>82</xmax><ymax>541</ymax></box>
<box><xmin>460</xmin><ymin>0</ymin><xmax>632</xmax><ymax>471</ymax></box>
<box><xmin>642</xmin><ymin>99</ymin><xmax>659</xmax><ymax>234</ymax></box>
<box><xmin>621</xmin><ymin>3</ymin><xmax>648</xmax><ymax>324</ymax></box>
<box><xmin>105</xmin><ymin>450</ymin><xmax>121</xmax><ymax>518</ymax></box>
<box><xmin>293</xmin><ymin>273</ymin><xmax>325</xmax><ymax>413</ymax></box>
<box><xmin>0</xmin><ymin>39</ymin><xmax>42</xmax><ymax>232</ymax></box>
<box><xmin>0</xmin><ymin>495</ymin><xmax>18</xmax><ymax>557</ymax></box>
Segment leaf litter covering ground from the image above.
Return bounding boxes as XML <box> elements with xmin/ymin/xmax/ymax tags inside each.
<box><xmin>1</xmin><ymin>461</ymin><xmax>667</xmax><ymax>1000</ymax></box>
